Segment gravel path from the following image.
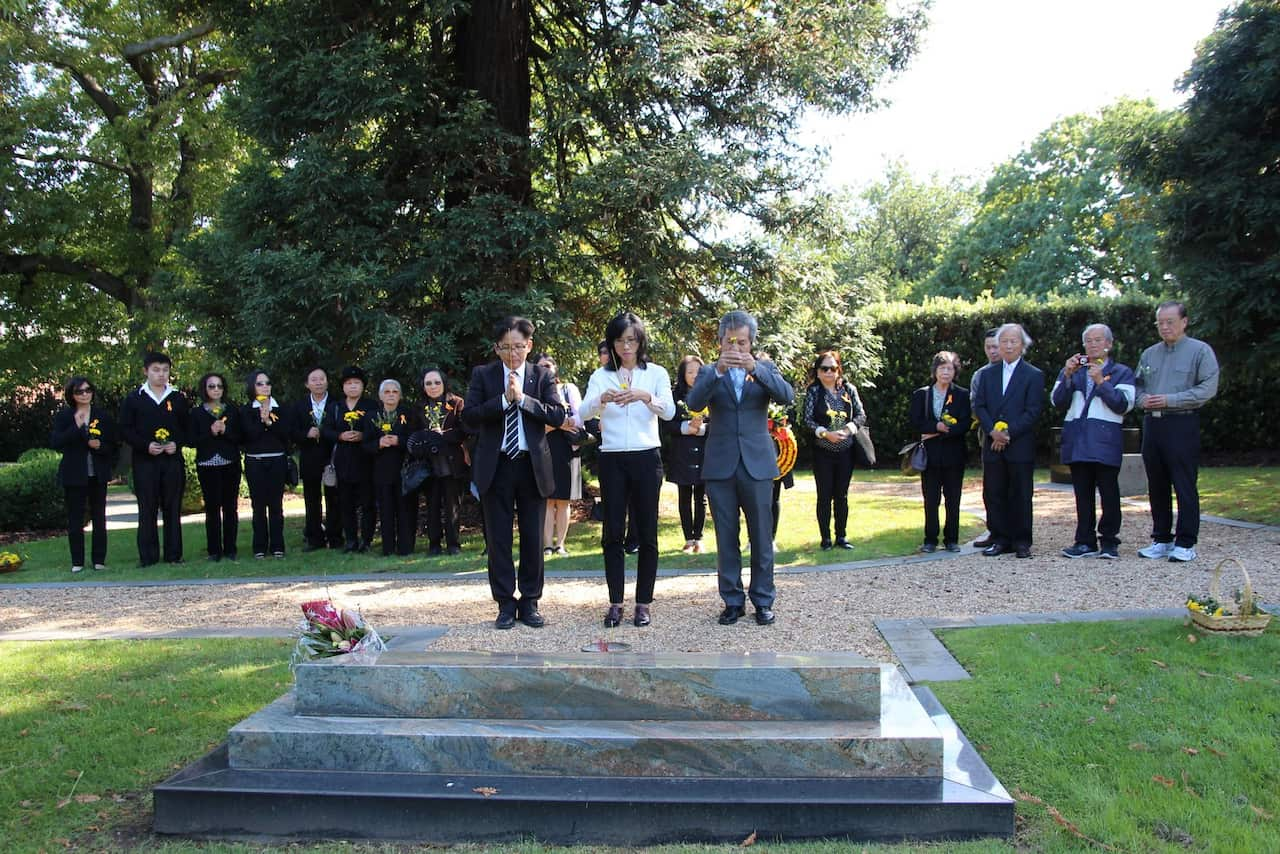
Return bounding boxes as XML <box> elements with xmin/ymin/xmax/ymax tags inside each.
<box><xmin>3</xmin><ymin>484</ymin><xmax>1276</xmax><ymax>662</ymax></box>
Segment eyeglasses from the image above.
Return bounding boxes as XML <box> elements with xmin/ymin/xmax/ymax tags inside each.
<box><xmin>496</xmin><ymin>342</ymin><xmax>530</xmax><ymax>353</ymax></box>
<box><xmin>206</xmin><ymin>383</ymin><xmax>223</xmax><ymax>389</ymax></box>
<box><xmin>423</xmin><ymin>379</ymin><xmax>443</xmax><ymax>385</ymax></box>
<box><xmin>74</xmin><ymin>387</ymin><xmax>94</xmax><ymax>395</ymax></box>
<box><xmin>255</xmin><ymin>380</ymin><xmax>272</xmax><ymax>386</ymax></box>
<box><xmin>818</xmin><ymin>365</ymin><xmax>838</xmax><ymax>372</ymax></box>
<box><xmin>616</xmin><ymin>337</ymin><xmax>639</xmax><ymax>348</ymax></box>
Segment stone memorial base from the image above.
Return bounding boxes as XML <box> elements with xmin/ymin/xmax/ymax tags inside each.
<box><xmin>155</xmin><ymin>644</ymin><xmax>1013</xmax><ymax>844</ymax></box>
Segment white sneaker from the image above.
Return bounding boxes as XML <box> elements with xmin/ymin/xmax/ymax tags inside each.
<box><xmin>71</xmin><ymin>565</ymin><xmax>84</xmax><ymax>573</ymax></box>
<box><xmin>1169</xmin><ymin>546</ymin><xmax>1198</xmax><ymax>563</ymax></box>
<box><xmin>1138</xmin><ymin>541</ymin><xmax>1173</xmax><ymax>559</ymax></box>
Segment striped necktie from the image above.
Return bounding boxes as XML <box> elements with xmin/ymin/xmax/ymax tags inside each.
<box><xmin>503</xmin><ymin>372</ymin><xmax>520</xmax><ymax>457</ymax></box>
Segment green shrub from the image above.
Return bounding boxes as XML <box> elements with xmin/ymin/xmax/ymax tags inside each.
<box><xmin>0</xmin><ymin>456</ymin><xmax>64</xmax><ymax>531</ymax></box>
<box><xmin>17</xmin><ymin>447</ymin><xmax>59</xmax><ymax>464</ymax></box>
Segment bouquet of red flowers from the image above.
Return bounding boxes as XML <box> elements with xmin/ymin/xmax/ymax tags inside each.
<box><xmin>292</xmin><ymin>598</ymin><xmax>385</xmax><ymax>668</ymax></box>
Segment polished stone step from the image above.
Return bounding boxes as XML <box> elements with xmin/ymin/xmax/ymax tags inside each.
<box><xmin>229</xmin><ymin>686</ymin><xmax>942</xmax><ymax>779</ymax></box>
<box><xmin>155</xmin><ymin>687</ymin><xmax>1014</xmax><ymax>844</ymax></box>
<box><xmin>293</xmin><ymin>650</ymin><xmax>883</xmax><ymax>721</ymax></box>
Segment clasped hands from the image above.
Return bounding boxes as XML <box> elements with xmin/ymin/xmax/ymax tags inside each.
<box><xmin>716</xmin><ymin>347</ymin><xmax>756</xmax><ymax>375</ymax></box>
<box><xmin>600</xmin><ymin>387</ymin><xmax>652</xmax><ymax>406</ymax></box>
<box><xmin>148</xmin><ymin>441</ymin><xmax>177</xmax><ymax>456</ymax></box>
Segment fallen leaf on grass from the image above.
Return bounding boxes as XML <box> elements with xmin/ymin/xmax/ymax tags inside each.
<box><xmin>1129</xmin><ymin>742</ymin><xmax>1149</xmax><ymax>752</ymax></box>
<box><xmin>1251</xmin><ymin>805</ymin><xmax>1274</xmax><ymax>821</ymax></box>
<box><xmin>472</xmin><ymin>787</ymin><xmax>499</xmax><ymax>797</ymax></box>
<box><xmin>1197</xmin><ymin>670</ymin><xmax>1216</xmax><ymax>679</ymax></box>
<box><xmin>1181</xmin><ymin>771</ymin><xmax>1200</xmax><ymax>798</ymax></box>
<box><xmin>1207</xmin><ymin>747</ymin><xmax>1227</xmax><ymax>758</ymax></box>
<box><xmin>1013</xmin><ymin>789</ymin><xmax>1116</xmax><ymax>851</ymax></box>
<box><xmin>1186</xmin><ymin>634</ymin><xmax>1197</xmax><ymax>644</ymax></box>
<box><xmin>1053</xmin><ymin>672</ymin><xmax>1061</xmax><ymax>686</ymax></box>
<box><xmin>1084</xmin><ymin>716</ymin><xmax>1096</xmax><ymax>725</ymax></box>
<box><xmin>1182</xmin><ymin>747</ymin><xmax>1199</xmax><ymax>756</ymax></box>
<box><xmin>19</xmin><ymin>729</ymin><xmax>28</xmax><ymax>737</ymax></box>
<box><xmin>20</xmin><ymin>800</ymin><xmax>34</xmax><ymax>808</ymax></box>
<box><xmin>741</xmin><ymin>829</ymin><xmax>757</xmax><ymax>846</ymax></box>
<box><xmin>73</xmin><ymin>794</ymin><xmax>100</xmax><ymax>804</ymax></box>
<box><xmin>1153</xmin><ymin>776</ymin><xmax>1176</xmax><ymax>788</ymax></box>
<box><xmin>1235</xmin><ymin>673</ymin><xmax>1253</xmax><ymax>682</ymax></box>
<box><xmin>1150</xmin><ymin>659</ymin><xmax>1168</xmax><ymax>669</ymax></box>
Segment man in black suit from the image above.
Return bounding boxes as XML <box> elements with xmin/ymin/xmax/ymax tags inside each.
<box><xmin>291</xmin><ymin>366</ymin><xmax>343</xmax><ymax>551</ymax></box>
<box><xmin>462</xmin><ymin>317</ymin><xmax>566</xmax><ymax>629</ymax></box>
<box><xmin>971</xmin><ymin>323</ymin><xmax>1044</xmax><ymax>558</ymax></box>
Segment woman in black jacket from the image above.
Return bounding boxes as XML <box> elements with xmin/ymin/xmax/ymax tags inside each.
<box><xmin>363</xmin><ymin>379</ymin><xmax>419</xmax><ymax>556</ymax></box>
<box><xmin>321</xmin><ymin>366</ymin><xmax>378</xmax><ymax>552</ymax></box>
<box><xmin>411</xmin><ymin>368</ymin><xmax>467</xmax><ymax>556</ymax></box>
<box><xmin>665</xmin><ymin>355</ymin><xmax>709</xmax><ymax>554</ymax></box>
<box><xmin>907</xmin><ymin>351</ymin><xmax>971</xmax><ymax>553</ymax></box>
<box><xmin>190</xmin><ymin>372</ymin><xmax>241</xmax><ymax>562</ymax></box>
<box><xmin>800</xmin><ymin>351</ymin><xmax>867</xmax><ymax>550</ymax></box>
<box><xmin>239</xmin><ymin>369</ymin><xmax>292</xmax><ymax>558</ymax></box>
<box><xmin>50</xmin><ymin>377</ymin><xmax>118</xmax><ymax>572</ymax></box>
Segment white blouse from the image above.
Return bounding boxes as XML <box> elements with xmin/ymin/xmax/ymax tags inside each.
<box><xmin>582</xmin><ymin>363</ymin><xmax>676</xmax><ymax>452</ymax></box>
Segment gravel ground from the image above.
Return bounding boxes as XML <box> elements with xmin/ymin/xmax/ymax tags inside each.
<box><xmin>2</xmin><ymin>485</ymin><xmax>1277</xmax><ymax>662</ymax></box>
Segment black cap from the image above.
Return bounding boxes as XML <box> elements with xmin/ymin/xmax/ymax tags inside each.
<box><xmin>340</xmin><ymin>365</ymin><xmax>366</xmax><ymax>384</ymax></box>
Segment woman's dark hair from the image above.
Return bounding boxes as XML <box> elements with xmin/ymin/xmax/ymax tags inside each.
<box><xmin>603</xmin><ymin>311</ymin><xmax>650</xmax><ymax>371</ymax></box>
<box><xmin>808</xmin><ymin>350</ymin><xmax>843</xmax><ymax>386</ymax></box>
<box><xmin>243</xmin><ymin>368</ymin><xmax>270</xmax><ymax>401</ymax></box>
<box><xmin>930</xmin><ymin>351</ymin><xmax>962</xmax><ymax>384</ymax></box>
<box><xmin>63</xmin><ymin>376</ymin><xmax>94</xmax><ymax>407</ymax></box>
<box><xmin>530</xmin><ymin>352</ymin><xmax>559</xmax><ymax>380</ymax></box>
<box><xmin>196</xmin><ymin>372</ymin><xmax>229</xmax><ymax>404</ymax></box>
<box><xmin>673</xmin><ymin>355</ymin><xmax>705</xmax><ymax>400</ymax></box>
<box><xmin>419</xmin><ymin>367</ymin><xmax>450</xmax><ymax>400</ymax></box>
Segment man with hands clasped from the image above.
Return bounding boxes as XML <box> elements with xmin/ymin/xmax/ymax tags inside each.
<box><xmin>686</xmin><ymin>310</ymin><xmax>794</xmax><ymax>627</ymax></box>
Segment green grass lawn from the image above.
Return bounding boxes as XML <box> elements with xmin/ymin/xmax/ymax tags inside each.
<box><xmin>5</xmin><ymin>621</ymin><xmax>1277</xmax><ymax>852</ymax></box>
<box><xmin>1</xmin><ymin>471</ymin><xmax>983</xmax><ymax>583</ymax></box>
<box><xmin>1196</xmin><ymin>466</ymin><xmax>1280</xmax><ymax>525</ymax></box>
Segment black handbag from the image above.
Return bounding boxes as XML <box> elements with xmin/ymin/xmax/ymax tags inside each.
<box><xmin>285</xmin><ymin>456</ymin><xmax>300</xmax><ymax>488</ymax></box>
<box><xmin>401</xmin><ymin>459</ymin><xmax>431</xmax><ymax>495</ymax></box>
<box><xmin>899</xmin><ymin>440</ymin><xmax>928</xmax><ymax>474</ymax></box>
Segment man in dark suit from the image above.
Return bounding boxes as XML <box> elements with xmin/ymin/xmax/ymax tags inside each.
<box><xmin>462</xmin><ymin>316</ymin><xmax>566</xmax><ymax>629</ymax></box>
<box><xmin>686</xmin><ymin>310</ymin><xmax>794</xmax><ymax>626</ymax></box>
<box><xmin>971</xmin><ymin>323</ymin><xmax>1044</xmax><ymax>558</ymax></box>
<box><xmin>291</xmin><ymin>366</ymin><xmax>343</xmax><ymax>551</ymax></box>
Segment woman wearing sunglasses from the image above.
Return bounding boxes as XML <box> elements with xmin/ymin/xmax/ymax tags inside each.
<box><xmin>50</xmin><ymin>377</ymin><xmax>119</xmax><ymax>572</ymax></box>
<box><xmin>801</xmin><ymin>351</ymin><xmax>867</xmax><ymax>551</ymax></box>
<box><xmin>191</xmin><ymin>372</ymin><xmax>242</xmax><ymax>562</ymax></box>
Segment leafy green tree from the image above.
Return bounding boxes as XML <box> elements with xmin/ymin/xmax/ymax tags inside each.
<box><xmin>1118</xmin><ymin>1</ymin><xmax>1280</xmax><ymax>373</ymax></box>
<box><xmin>836</xmin><ymin>162</ymin><xmax>977</xmax><ymax>302</ymax></box>
<box><xmin>0</xmin><ymin>1</ymin><xmax>241</xmax><ymax>393</ymax></box>
<box><xmin>925</xmin><ymin>99</ymin><xmax>1171</xmax><ymax>299</ymax></box>
<box><xmin>185</xmin><ymin>0</ymin><xmax>927</xmax><ymax>386</ymax></box>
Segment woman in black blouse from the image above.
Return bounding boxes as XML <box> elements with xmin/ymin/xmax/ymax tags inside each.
<box><xmin>50</xmin><ymin>377</ymin><xmax>118</xmax><ymax>572</ymax></box>
<box><xmin>190</xmin><ymin>372</ymin><xmax>241</xmax><ymax>562</ymax></box>
<box><xmin>411</xmin><ymin>368</ymin><xmax>467</xmax><ymax>556</ymax></box>
<box><xmin>321</xmin><ymin>366</ymin><xmax>377</xmax><ymax>552</ymax></box>
<box><xmin>908</xmin><ymin>351</ymin><xmax>971</xmax><ymax>552</ymax></box>
<box><xmin>665</xmin><ymin>355</ymin><xmax>709</xmax><ymax>554</ymax></box>
<box><xmin>800</xmin><ymin>350</ymin><xmax>867</xmax><ymax>550</ymax></box>
<box><xmin>363</xmin><ymin>379</ymin><xmax>419</xmax><ymax>556</ymax></box>
<box><xmin>239</xmin><ymin>369</ymin><xmax>292</xmax><ymax>559</ymax></box>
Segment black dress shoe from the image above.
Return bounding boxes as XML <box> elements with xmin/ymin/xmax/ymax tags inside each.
<box><xmin>944</xmin><ymin>543</ymin><xmax>961</xmax><ymax>553</ymax></box>
<box><xmin>919</xmin><ymin>543</ymin><xmax>937</xmax><ymax>553</ymax></box>
<box><xmin>343</xmin><ymin>543</ymin><xmax>357</xmax><ymax>553</ymax></box>
<box><xmin>604</xmin><ymin>604</ymin><xmax>622</xmax><ymax>628</ymax></box>
<box><xmin>835</xmin><ymin>539</ymin><xmax>854</xmax><ymax>550</ymax></box>
<box><xmin>1016</xmin><ymin>546</ymin><xmax>1032</xmax><ymax>558</ymax></box>
<box><xmin>633</xmin><ymin>604</ymin><xmax>651</xmax><ymax>627</ymax></box>
<box><xmin>718</xmin><ymin>605</ymin><xmax>745</xmax><ymax>625</ymax></box>
<box><xmin>495</xmin><ymin>611</ymin><xmax>516</xmax><ymax>630</ymax></box>
<box><xmin>754</xmin><ymin>608</ymin><xmax>776</xmax><ymax>626</ymax></box>
<box><xmin>973</xmin><ymin>536</ymin><xmax>993</xmax><ymax>548</ymax></box>
<box><xmin>428</xmin><ymin>545</ymin><xmax>443</xmax><ymax>556</ymax></box>
<box><xmin>446</xmin><ymin>545</ymin><xmax>461</xmax><ymax>556</ymax></box>
<box><xmin>982</xmin><ymin>544</ymin><xmax>1010</xmax><ymax>556</ymax></box>
<box><xmin>518</xmin><ymin>604</ymin><xmax>546</xmax><ymax>628</ymax></box>
<box><xmin>819</xmin><ymin>540</ymin><xmax>833</xmax><ymax>550</ymax></box>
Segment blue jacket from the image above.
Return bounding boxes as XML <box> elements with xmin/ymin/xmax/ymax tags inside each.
<box><xmin>1051</xmin><ymin>359</ymin><xmax>1135</xmax><ymax>467</ymax></box>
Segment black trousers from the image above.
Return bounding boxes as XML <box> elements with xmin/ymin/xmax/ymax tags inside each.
<box><xmin>599</xmin><ymin>449</ymin><xmax>663</xmax><ymax>604</ymax></box>
<box><xmin>677</xmin><ymin>482</ymin><xmax>706</xmax><ymax>541</ymax></box>
<box><xmin>244</xmin><ymin>456</ymin><xmax>286</xmax><ymax>555</ymax></box>
<box><xmin>374</xmin><ymin>480</ymin><xmax>418</xmax><ymax>555</ymax></box>
<box><xmin>812</xmin><ymin>445</ymin><xmax>855</xmax><ymax>543</ymax></box>
<box><xmin>481</xmin><ymin>453</ymin><xmax>546</xmax><ymax>611</ymax></box>
<box><xmin>197</xmin><ymin>462</ymin><xmax>241</xmax><ymax>558</ymax></box>
<box><xmin>424</xmin><ymin>476</ymin><xmax>462</xmax><ymax>549</ymax></box>
<box><xmin>1142</xmin><ymin>413</ymin><xmax>1201</xmax><ymax>547</ymax></box>
<box><xmin>921</xmin><ymin>464</ymin><xmax>964</xmax><ymax>546</ymax></box>
<box><xmin>301</xmin><ymin>469</ymin><xmax>341</xmax><ymax>548</ymax></box>
<box><xmin>337</xmin><ymin>478</ymin><xmax>376</xmax><ymax>547</ymax></box>
<box><xmin>64</xmin><ymin>477</ymin><xmax>108</xmax><ymax>567</ymax></box>
<box><xmin>982</xmin><ymin>455</ymin><xmax>1034</xmax><ymax>549</ymax></box>
<box><xmin>1069</xmin><ymin>462</ymin><xmax>1121</xmax><ymax>549</ymax></box>
<box><xmin>133</xmin><ymin>454</ymin><xmax>184</xmax><ymax>565</ymax></box>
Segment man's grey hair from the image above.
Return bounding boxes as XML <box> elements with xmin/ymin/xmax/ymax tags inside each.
<box><xmin>997</xmin><ymin>322</ymin><xmax>1033</xmax><ymax>350</ymax></box>
<box><xmin>378</xmin><ymin>379</ymin><xmax>402</xmax><ymax>395</ymax></box>
<box><xmin>1082</xmin><ymin>323</ymin><xmax>1113</xmax><ymax>345</ymax></box>
<box><xmin>718</xmin><ymin>310</ymin><xmax>758</xmax><ymax>343</ymax></box>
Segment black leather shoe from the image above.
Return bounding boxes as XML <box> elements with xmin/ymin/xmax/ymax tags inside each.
<box><xmin>835</xmin><ymin>539</ymin><xmax>854</xmax><ymax>550</ymax></box>
<box><xmin>633</xmin><ymin>604</ymin><xmax>651</xmax><ymax>627</ymax></box>
<box><xmin>604</xmin><ymin>604</ymin><xmax>622</xmax><ymax>628</ymax></box>
<box><xmin>754</xmin><ymin>608</ymin><xmax>776</xmax><ymax>626</ymax></box>
<box><xmin>428</xmin><ymin>545</ymin><xmax>443</xmax><ymax>556</ymax></box>
<box><xmin>919</xmin><ymin>543</ymin><xmax>937</xmax><ymax>553</ymax></box>
<box><xmin>518</xmin><ymin>604</ymin><xmax>546</xmax><ymax>628</ymax></box>
<box><xmin>820</xmin><ymin>540</ymin><xmax>833</xmax><ymax>550</ymax></box>
<box><xmin>944</xmin><ymin>543</ymin><xmax>961</xmax><ymax>553</ymax></box>
<box><xmin>495</xmin><ymin>610</ymin><xmax>516</xmax><ymax>629</ymax></box>
<box><xmin>342</xmin><ymin>543</ymin><xmax>357</xmax><ymax>553</ymax></box>
<box><xmin>982</xmin><ymin>544</ymin><xmax>1010</xmax><ymax>556</ymax></box>
<box><xmin>446</xmin><ymin>545</ymin><xmax>461</xmax><ymax>556</ymax></box>
<box><xmin>1016</xmin><ymin>546</ymin><xmax>1032</xmax><ymax>558</ymax></box>
<box><xmin>973</xmin><ymin>536</ymin><xmax>993</xmax><ymax>548</ymax></box>
<box><xmin>718</xmin><ymin>605</ymin><xmax>745</xmax><ymax>625</ymax></box>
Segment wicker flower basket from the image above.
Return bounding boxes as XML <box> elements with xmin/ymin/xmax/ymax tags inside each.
<box><xmin>1188</xmin><ymin>558</ymin><xmax>1272</xmax><ymax>637</ymax></box>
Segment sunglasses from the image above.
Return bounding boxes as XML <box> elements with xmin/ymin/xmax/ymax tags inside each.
<box><xmin>206</xmin><ymin>383</ymin><xmax>223</xmax><ymax>389</ymax></box>
<box><xmin>818</xmin><ymin>365</ymin><xmax>838</xmax><ymax>372</ymax></box>
<box><xmin>74</xmin><ymin>387</ymin><xmax>94</xmax><ymax>394</ymax></box>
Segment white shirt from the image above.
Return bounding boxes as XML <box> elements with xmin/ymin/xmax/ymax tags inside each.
<box><xmin>501</xmin><ymin>363</ymin><xmax>530</xmax><ymax>451</ymax></box>
<box><xmin>310</xmin><ymin>393</ymin><xmax>328</xmax><ymax>425</ymax></box>
<box><xmin>582</xmin><ymin>363</ymin><xmax>676</xmax><ymax>452</ymax></box>
<box><xmin>140</xmin><ymin>383</ymin><xmax>176</xmax><ymax>405</ymax></box>
<box><xmin>1002</xmin><ymin>358</ymin><xmax>1021</xmax><ymax>394</ymax></box>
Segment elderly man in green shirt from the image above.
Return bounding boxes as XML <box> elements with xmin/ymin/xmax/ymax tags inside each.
<box><xmin>1134</xmin><ymin>301</ymin><xmax>1220</xmax><ymax>563</ymax></box>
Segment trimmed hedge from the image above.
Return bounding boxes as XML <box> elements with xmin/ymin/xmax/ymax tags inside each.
<box><xmin>0</xmin><ymin>456</ymin><xmax>64</xmax><ymax>530</ymax></box>
<box><xmin>860</xmin><ymin>294</ymin><xmax>1267</xmax><ymax>466</ymax></box>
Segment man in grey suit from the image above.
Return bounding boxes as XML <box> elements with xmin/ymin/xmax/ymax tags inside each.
<box><xmin>686</xmin><ymin>310</ymin><xmax>795</xmax><ymax>626</ymax></box>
